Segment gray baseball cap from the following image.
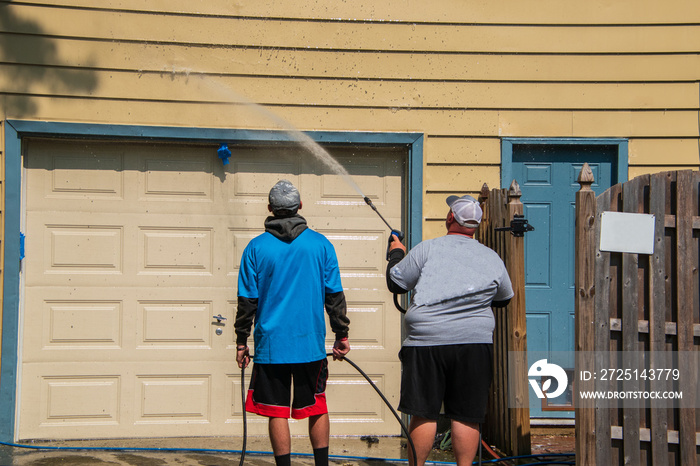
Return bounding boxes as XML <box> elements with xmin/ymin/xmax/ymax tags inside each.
<box><xmin>446</xmin><ymin>194</ymin><xmax>482</xmax><ymax>227</ymax></box>
<box><xmin>269</xmin><ymin>180</ymin><xmax>301</xmax><ymax>214</ymax></box>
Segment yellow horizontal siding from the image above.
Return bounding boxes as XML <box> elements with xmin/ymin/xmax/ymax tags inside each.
<box><xmin>572</xmin><ymin>111</ymin><xmax>700</xmax><ymax>138</ymax></box>
<box><xmin>3</xmin><ymin>65</ymin><xmax>697</xmax><ymax>110</ymax></box>
<box><xmin>425</xmin><ymin>138</ymin><xmax>502</xmax><ymax>164</ymax></box>
<box><xmin>629</xmin><ymin>139</ymin><xmax>700</xmax><ymax>165</ymax></box>
<box><xmin>425</xmin><ymin>165</ymin><xmax>500</xmax><ymax>193</ymax></box>
<box><xmin>3</xmin><ymin>92</ymin><xmax>697</xmax><ymax>140</ymax></box>
<box><xmin>0</xmin><ymin>95</ymin><xmax>498</xmax><ymax>134</ymax></box>
<box><xmin>423</xmin><ymin>221</ymin><xmax>449</xmax><ymax>241</ymax></box>
<box><xmin>5</xmin><ymin>35</ymin><xmax>700</xmax><ymax>82</ymax></box>
<box><xmin>425</xmin><ymin>190</ymin><xmax>492</xmax><ymax>217</ymax></box>
<box><xmin>5</xmin><ymin>3</ymin><xmax>700</xmax><ymax>53</ymax></box>
<box><xmin>500</xmin><ymin>111</ymin><xmax>699</xmax><ymax>138</ymax></box>
<box><xmin>21</xmin><ymin>0</ymin><xmax>700</xmax><ymax>24</ymax></box>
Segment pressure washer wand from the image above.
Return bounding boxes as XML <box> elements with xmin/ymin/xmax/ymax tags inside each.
<box><xmin>363</xmin><ymin>196</ymin><xmax>404</xmax><ymax>241</ymax></box>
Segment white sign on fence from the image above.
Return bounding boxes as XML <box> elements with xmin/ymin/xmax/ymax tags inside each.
<box><xmin>599</xmin><ymin>211</ymin><xmax>655</xmax><ymax>255</ymax></box>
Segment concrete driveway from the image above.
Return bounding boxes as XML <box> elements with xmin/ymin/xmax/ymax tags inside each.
<box><xmin>0</xmin><ymin>436</ymin><xmax>457</xmax><ymax>466</ymax></box>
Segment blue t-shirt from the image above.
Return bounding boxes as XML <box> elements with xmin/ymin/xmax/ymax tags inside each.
<box><xmin>237</xmin><ymin>228</ymin><xmax>343</xmax><ymax>364</ymax></box>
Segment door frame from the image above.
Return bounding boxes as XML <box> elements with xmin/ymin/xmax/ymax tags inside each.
<box><xmin>1</xmin><ymin>120</ymin><xmax>425</xmax><ymax>441</ymax></box>
<box><xmin>501</xmin><ymin>137</ymin><xmax>628</xmax><ymax>420</ymax></box>
<box><xmin>501</xmin><ymin>138</ymin><xmax>628</xmax><ymax>189</ymax></box>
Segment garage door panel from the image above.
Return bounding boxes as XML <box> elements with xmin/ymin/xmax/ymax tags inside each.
<box><xmin>139</xmin><ymin>156</ymin><xmax>215</xmax><ymax>202</ymax></box>
<box><xmin>19</xmin><ymin>363</ymin><xmax>248</xmax><ymax>439</ymax></box>
<box><xmin>22</xmin><ymin>290</ymin><xmax>235</xmax><ymax>362</ymax></box>
<box><xmin>42</xmin><ymin>299</ymin><xmax>124</xmax><ymax>351</ymax></box>
<box><xmin>19</xmin><ymin>364</ymin><xmax>127</xmax><ymax>439</ymax></box>
<box><xmin>320</xmin><ymin>228</ymin><xmax>384</xmax><ymax>271</ymax></box>
<box><xmin>49</xmin><ymin>157</ymin><xmax>124</xmax><ymax>199</ymax></box>
<box><xmin>312</xmin><ymin>218</ymin><xmax>398</xmax><ymax>265</ymax></box>
<box><xmin>42</xmin><ymin>375</ymin><xmax>122</xmax><ymax>425</ymax></box>
<box><xmin>230</xmin><ymin>152</ymin><xmax>302</xmax><ymax>196</ymax></box>
<box><xmin>20</xmin><ymin>139</ymin><xmax>406</xmax><ymax>439</ymax></box>
<box><xmin>136</xmin><ymin>375</ymin><xmax>212</xmax><ymax>423</ymax></box>
<box><xmin>137</xmin><ymin>301</ymin><xmax>215</xmax><ymax>349</ymax></box>
<box><xmin>325</xmin><ymin>361</ymin><xmax>401</xmax><ymax>435</ymax></box>
<box><xmin>337</xmin><ymin>301</ymin><xmax>390</xmax><ymax>350</ymax></box>
<box><xmin>332</xmin><ymin>296</ymin><xmax>401</xmax><ymax>359</ymax></box>
<box><xmin>27</xmin><ymin>214</ymin><xmax>239</xmax><ymax>288</ymax></box>
<box><xmin>43</xmin><ymin>224</ymin><xmax>124</xmax><ymax>274</ymax></box>
<box><xmin>319</xmin><ymin>155</ymin><xmax>393</xmax><ymax>201</ymax></box>
<box><xmin>132</xmin><ymin>143</ymin><xmax>221</xmax><ymax>207</ymax></box>
<box><xmin>138</xmin><ymin>226</ymin><xmax>214</xmax><ymax>275</ymax></box>
<box><xmin>22</xmin><ymin>292</ymin><xmax>128</xmax><ymax>362</ymax></box>
<box><xmin>25</xmin><ymin>141</ymin><xmax>126</xmax><ymax>202</ymax></box>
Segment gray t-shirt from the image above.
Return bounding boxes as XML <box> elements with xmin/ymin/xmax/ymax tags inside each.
<box><xmin>390</xmin><ymin>234</ymin><xmax>514</xmax><ymax>346</ymax></box>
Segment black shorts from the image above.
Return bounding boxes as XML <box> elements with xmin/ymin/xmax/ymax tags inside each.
<box><xmin>245</xmin><ymin>359</ymin><xmax>328</xmax><ymax>419</ymax></box>
<box><xmin>398</xmin><ymin>344</ymin><xmax>493</xmax><ymax>424</ymax></box>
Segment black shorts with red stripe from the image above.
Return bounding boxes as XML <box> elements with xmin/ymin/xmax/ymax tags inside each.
<box><xmin>245</xmin><ymin>358</ymin><xmax>329</xmax><ymax>419</ymax></box>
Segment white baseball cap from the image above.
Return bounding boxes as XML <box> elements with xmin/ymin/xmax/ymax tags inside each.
<box><xmin>446</xmin><ymin>195</ymin><xmax>482</xmax><ymax>228</ymax></box>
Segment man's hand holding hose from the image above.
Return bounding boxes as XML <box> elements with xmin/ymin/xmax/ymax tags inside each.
<box><xmin>236</xmin><ymin>345</ymin><xmax>250</xmax><ymax>369</ymax></box>
<box><xmin>332</xmin><ymin>337</ymin><xmax>350</xmax><ymax>360</ymax></box>
<box><xmin>389</xmin><ymin>233</ymin><xmax>406</xmax><ymax>254</ymax></box>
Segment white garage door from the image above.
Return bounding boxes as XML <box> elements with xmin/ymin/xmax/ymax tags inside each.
<box><xmin>18</xmin><ymin>138</ymin><xmax>405</xmax><ymax>440</ymax></box>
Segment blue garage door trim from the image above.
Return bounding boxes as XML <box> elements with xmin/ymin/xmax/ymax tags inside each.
<box><xmin>0</xmin><ymin>120</ymin><xmax>424</xmax><ymax>442</ymax></box>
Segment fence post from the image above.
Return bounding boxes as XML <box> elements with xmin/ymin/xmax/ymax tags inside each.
<box><xmin>575</xmin><ymin>163</ymin><xmax>596</xmax><ymax>466</ymax></box>
<box><xmin>506</xmin><ymin>180</ymin><xmax>530</xmax><ymax>455</ymax></box>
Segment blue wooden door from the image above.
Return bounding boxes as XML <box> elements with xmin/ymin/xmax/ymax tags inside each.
<box><xmin>509</xmin><ymin>143</ymin><xmax>621</xmax><ymax>418</ymax></box>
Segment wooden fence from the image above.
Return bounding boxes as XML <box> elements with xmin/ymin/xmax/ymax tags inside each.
<box><xmin>575</xmin><ymin>166</ymin><xmax>699</xmax><ymax>465</ymax></box>
<box><xmin>478</xmin><ymin>181</ymin><xmax>531</xmax><ymax>457</ymax></box>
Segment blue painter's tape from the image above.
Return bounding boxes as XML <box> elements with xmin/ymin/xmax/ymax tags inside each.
<box><xmin>217</xmin><ymin>143</ymin><xmax>231</xmax><ymax>165</ymax></box>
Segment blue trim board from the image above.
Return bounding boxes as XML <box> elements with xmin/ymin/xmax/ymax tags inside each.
<box><xmin>408</xmin><ymin>135</ymin><xmax>424</xmax><ymax>249</ymax></box>
<box><xmin>501</xmin><ymin>138</ymin><xmax>629</xmax><ymax>188</ymax></box>
<box><xmin>1</xmin><ymin>121</ymin><xmax>22</xmax><ymax>441</ymax></box>
<box><xmin>0</xmin><ymin>121</ymin><xmax>424</xmax><ymax>441</ymax></box>
<box><xmin>6</xmin><ymin>120</ymin><xmax>424</xmax><ymax>146</ymax></box>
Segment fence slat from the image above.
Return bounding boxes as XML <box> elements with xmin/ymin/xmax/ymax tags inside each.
<box><xmin>621</xmin><ymin>178</ymin><xmax>642</xmax><ymax>465</ymax></box>
<box><xmin>506</xmin><ymin>181</ymin><xmax>530</xmax><ymax>455</ymax></box>
<box><xmin>649</xmin><ymin>172</ymin><xmax>670</xmax><ymax>466</ymax></box>
<box><xmin>575</xmin><ymin>163</ymin><xmax>597</xmax><ymax>466</ymax></box>
<box><xmin>675</xmin><ymin>170</ymin><xmax>696</xmax><ymax>466</ymax></box>
<box><xmin>594</xmin><ymin>189</ymin><xmax>613</xmax><ymax>464</ymax></box>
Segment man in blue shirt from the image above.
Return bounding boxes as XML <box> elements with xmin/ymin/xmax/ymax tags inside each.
<box><xmin>234</xmin><ymin>180</ymin><xmax>350</xmax><ymax>466</ymax></box>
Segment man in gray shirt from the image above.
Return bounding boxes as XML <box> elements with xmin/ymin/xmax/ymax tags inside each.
<box><xmin>386</xmin><ymin>194</ymin><xmax>513</xmax><ymax>466</ymax></box>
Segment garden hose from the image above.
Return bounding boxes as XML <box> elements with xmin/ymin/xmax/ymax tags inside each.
<box><xmin>238</xmin><ymin>353</ymin><xmax>417</xmax><ymax>466</ymax></box>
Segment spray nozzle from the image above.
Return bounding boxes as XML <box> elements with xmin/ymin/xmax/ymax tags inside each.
<box><xmin>390</xmin><ymin>230</ymin><xmax>405</xmax><ymax>242</ymax></box>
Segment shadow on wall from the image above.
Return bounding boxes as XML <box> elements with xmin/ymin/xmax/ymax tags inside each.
<box><xmin>0</xmin><ymin>3</ymin><xmax>98</xmax><ymax>116</ymax></box>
